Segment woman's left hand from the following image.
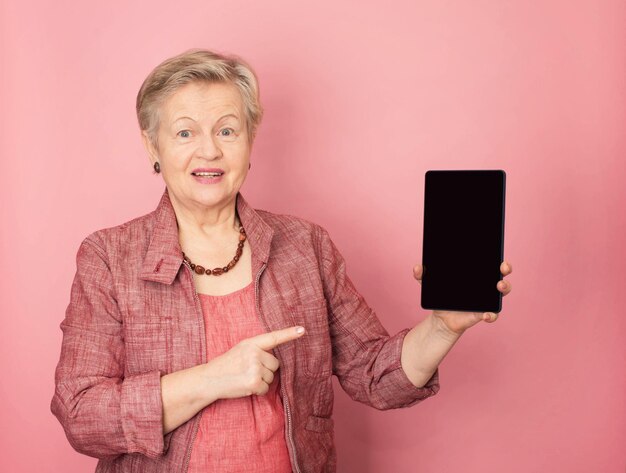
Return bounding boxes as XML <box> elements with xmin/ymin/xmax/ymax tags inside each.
<box><xmin>413</xmin><ymin>261</ymin><xmax>513</xmax><ymax>336</ymax></box>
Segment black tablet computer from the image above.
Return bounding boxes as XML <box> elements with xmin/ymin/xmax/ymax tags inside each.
<box><xmin>420</xmin><ymin>170</ymin><xmax>506</xmax><ymax>313</ymax></box>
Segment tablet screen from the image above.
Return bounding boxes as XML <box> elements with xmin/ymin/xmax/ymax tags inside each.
<box><xmin>420</xmin><ymin>170</ymin><xmax>506</xmax><ymax>313</ymax></box>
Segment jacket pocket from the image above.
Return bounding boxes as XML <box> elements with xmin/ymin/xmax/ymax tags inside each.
<box><xmin>123</xmin><ymin>316</ymin><xmax>173</xmax><ymax>375</ymax></box>
<box><xmin>289</xmin><ymin>303</ymin><xmax>332</xmax><ymax>378</ymax></box>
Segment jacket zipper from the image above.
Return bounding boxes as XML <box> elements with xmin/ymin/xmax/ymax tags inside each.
<box><xmin>182</xmin><ymin>260</ymin><xmax>205</xmax><ymax>473</ymax></box>
<box><xmin>254</xmin><ymin>262</ymin><xmax>302</xmax><ymax>473</ymax></box>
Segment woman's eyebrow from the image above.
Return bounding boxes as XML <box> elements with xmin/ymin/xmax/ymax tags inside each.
<box><xmin>216</xmin><ymin>113</ymin><xmax>240</xmax><ymax>122</ymax></box>
<box><xmin>172</xmin><ymin>116</ymin><xmax>195</xmax><ymax>123</ymax></box>
<box><xmin>172</xmin><ymin>113</ymin><xmax>240</xmax><ymax>123</ymax></box>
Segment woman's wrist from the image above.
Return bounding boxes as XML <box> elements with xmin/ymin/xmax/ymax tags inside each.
<box><xmin>194</xmin><ymin>362</ymin><xmax>221</xmax><ymax>406</ymax></box>
<box><xmin>160</xmin><ymin>362</ymin><xmax>221</xmax><ymax>434</ymax></box>
<box><xmin>429</xmin><ymin>312</ymin><xmax>464</xmax><ymax>342</ymax></box>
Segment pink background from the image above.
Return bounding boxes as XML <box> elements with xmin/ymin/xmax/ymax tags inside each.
<box><xmin>1</xmin><ymin>1</ymin><xmax>624</xmax><ymax>472</ymax></box>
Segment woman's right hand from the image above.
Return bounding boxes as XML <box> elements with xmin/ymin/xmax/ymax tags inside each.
<box><xmin>160</xmin><ymin>325</ymin><xmax>306</xmax><ymax>434</ymax></box>
<box><xmin>205</xmin><ymin>325</ymin><xmax>306</xmax><ymax>400</ymax></box>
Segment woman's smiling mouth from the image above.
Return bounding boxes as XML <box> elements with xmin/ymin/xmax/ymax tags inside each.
<box><xmin>191</xmin><ymin>168</ymin><xmax>225</xmax><ymax>183</ymax></box>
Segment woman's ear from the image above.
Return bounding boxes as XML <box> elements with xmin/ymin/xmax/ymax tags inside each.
<box><xmin>141</xmin><ymin>130</ymin><xmax>159</xmax><ymax>166</ymax></box>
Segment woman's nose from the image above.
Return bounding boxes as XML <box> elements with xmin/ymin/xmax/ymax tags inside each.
<box><xmin>196</xmin><ymin>134</ymin><xmax>222</xmax><ymax>159</ymax></box>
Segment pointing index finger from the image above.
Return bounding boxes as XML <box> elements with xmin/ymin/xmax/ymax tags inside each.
<box><xmin>252</xmin><ymin>326</ymin><xmax>306</xmax><ymax>351</ymax></box>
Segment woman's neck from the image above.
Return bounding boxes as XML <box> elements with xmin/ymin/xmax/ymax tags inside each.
<box><xmin>169</xmin><ymin>192</ymin><xmax>241</xmax><ymax>244</ymax></box>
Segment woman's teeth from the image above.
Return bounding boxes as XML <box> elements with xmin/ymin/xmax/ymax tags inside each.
<box><xmin>193</xmin><ymin>172</ymin><xmax>223</xmax><ymax>176</ymax></box>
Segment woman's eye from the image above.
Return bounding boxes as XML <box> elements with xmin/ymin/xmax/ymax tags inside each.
<box><xmin>178</xmin><ymin>130</ymin><xmax>191</xmax><ymax>138</ymax></box>
<box><xmin>219</xmin><ymin>128</ymin><xmax>235</xmax><ymax>137</ymax></box>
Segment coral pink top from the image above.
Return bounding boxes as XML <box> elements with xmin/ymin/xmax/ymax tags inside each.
<box><xmin>187</xmin><ymin>281</ymin><xmax>292</xmax><ymax>473</ymax></box>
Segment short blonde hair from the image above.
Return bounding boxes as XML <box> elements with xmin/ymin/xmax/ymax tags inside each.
<box><xmin>136</xmin><ymin>48</ymin><xmax>263</xmax><ymax>149</ymax></box>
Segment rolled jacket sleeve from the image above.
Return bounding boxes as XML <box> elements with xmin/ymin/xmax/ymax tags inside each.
<box><xmin>50</xmin><ymin>236</ymin><xmax>172</xmax><ymax>460</ymax></box>
<box><xmin>316</xmin><ymin>225</ymin><xmax>440</xmax><ymax>410</ymax></box>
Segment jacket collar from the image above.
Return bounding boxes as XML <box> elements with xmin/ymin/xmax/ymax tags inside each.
<box><xmin>139</xmin><ymin>186</ymin><xmax>274</xmax><ymax>284</ymax></box>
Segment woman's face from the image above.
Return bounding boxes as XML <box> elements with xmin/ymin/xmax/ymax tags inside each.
<box><xmin>143</xmin><ymin>81</ymin><xmax>251</xmax><ymax>212</ymax></box>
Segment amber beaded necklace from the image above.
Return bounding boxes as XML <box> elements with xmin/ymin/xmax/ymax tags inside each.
<box><xmin>182</xmin><ymin>225</ymin><xmax>246</xmax><ymax>276</ymax></box>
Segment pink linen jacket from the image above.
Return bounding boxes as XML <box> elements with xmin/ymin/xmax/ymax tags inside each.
<box><xmin>50</xmin><ymin>187</ymin><xmax>440</xmax><ymax>473</ymax></box>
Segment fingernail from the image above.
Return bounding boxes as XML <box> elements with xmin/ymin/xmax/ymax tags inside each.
<box><xmin>295</xmin><ymin>326</ymin><xmax>305</xmax><ymax>334</ymax></box>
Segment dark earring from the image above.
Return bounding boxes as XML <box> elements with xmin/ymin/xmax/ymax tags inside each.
<box><xmin>153</xmin><ymin>162</ymin><xmax>161</xmax><ymax>173</ymax></box>
<box><xmin>248</xmin><ymin>162</ymin><xmax>251</xmax><ymax>169</ymax></box>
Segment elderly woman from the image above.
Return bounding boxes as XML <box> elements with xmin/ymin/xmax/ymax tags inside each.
<box><xmin>51</xmin><ymin>49</ymin><xmax>513</xmax><ymax>472</ymax></box>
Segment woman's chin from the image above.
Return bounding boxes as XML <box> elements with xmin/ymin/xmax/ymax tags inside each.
<box><xmin>187</xmin><ymin>188</ymin><xmax>234</xmax><ymax>208</ymax></box>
